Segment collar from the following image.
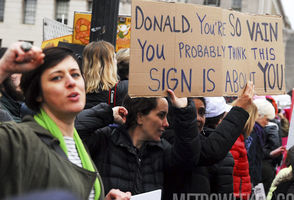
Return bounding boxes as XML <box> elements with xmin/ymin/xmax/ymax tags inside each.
<box><xmin>110</xmin><ymin>125</ymin><xmax>165</xmax><ymax>153</ymax></box>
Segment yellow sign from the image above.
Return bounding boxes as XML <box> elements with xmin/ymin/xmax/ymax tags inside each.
<box><xmin>72</xmin><ymin>12</ymin><xmax>131</xmax><ymax>50</ymax></box>
<box><xmin>41</xmin><ymin>34</ymin><xmax>73</xmax><ymax>49</ymax></box>
<box><xmin>73</xmin><ymin>12</ymin><xmax>91</xmax><ymax>45</ymax></box>
<box><xmin>116</xmin><ymin>16</ymin><xmax>131</xmax><ymax>51</ymax></box>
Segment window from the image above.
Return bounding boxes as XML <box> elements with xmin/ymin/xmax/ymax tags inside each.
<box><xmin>203</xmin><ymin>0</ymin><xmax>220</xmax><ymax>7</ymax></box>
<box><xmin>55</xmin><ymin>0</ymin><xmax>69</xmax><ymax>25</ymax></box>
<box><xmin>0</xmin><ymin>0</ymin><xmax>5</xmax><ymax>22</ymax></box>
<box><xmin>231</xmin><ymin>0</ymin><xmax>242</xmax><ymax>11</ymax></box>
<box><xmin>88</xmin><ymin>0</ymin><xmax>93</xmax><ymax>12</ymax></box>
<box><xmin>23</xmin><ymin>0</ymin><xmax>37</xmax><ymax>24</ymax></box>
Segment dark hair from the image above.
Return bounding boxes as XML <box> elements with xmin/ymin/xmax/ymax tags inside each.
<box><xmin>205</xmin><ymin>112</ymin><xmax>225</xmax><ymax>129</ymax></box>
<box><xmin>122</xmin><ymin>95</ymin><xmax>158</xmax><ymax>129</ymax></box>
<box><xmin>188</xmin><ymin>97</ymin><xmax>206</xmax><ymax>108</ymax></box>
<box><xmin>20</xmin><ymin>47</ymin><xmax>80</xmax><ymax>113</ymax></box>
<box><xmin>117</xmin><ymin>61</ymin><xmax>129</xmax><ymax>81</ymax></box>
<box><xmin>0</xmin><ymin>47</ymin><xmax>7</xmax><ymax>58</ymax></box>
<box><xmin>1</xmin><ymin>76</ymin><xmax>24</xmax><ymax>101</ymax></box>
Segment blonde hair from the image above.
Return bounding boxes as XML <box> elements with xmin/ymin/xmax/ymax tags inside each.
<box><xmin>83</xmin><ymin>41</ymin><xmax>118</xmax><ymax>93</ymax></box>
<box><xmin>232</xmin><ymin>100</ymin><xmax>258</xmax><ymax>137</ymax></box>
<box><xmin>116</xmin><ymin>48</ymin><xmax>130</xmax><ymax>64</ymax></box>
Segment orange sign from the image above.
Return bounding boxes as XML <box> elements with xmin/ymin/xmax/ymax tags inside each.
<box><xmin>73</xmin><ymin>12</ymin><xmax>91</xmax><ymax>45</ymax></box>
<box><xmin>72</xmin><ymin>12</ymin><xmax>131</xmax><ymax>50</ymax></box>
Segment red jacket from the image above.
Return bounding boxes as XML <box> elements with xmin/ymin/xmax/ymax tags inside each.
<box><xmin>230</xmin><ymin>134</ymin><xmax>252</xmax><ymax>199</ymax></box>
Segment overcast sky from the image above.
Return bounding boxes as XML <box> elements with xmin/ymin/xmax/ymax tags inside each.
<box><xmin>281</xmin><ymin>0</ymin><xmax>294</xmax><ymax>28</ymax></box>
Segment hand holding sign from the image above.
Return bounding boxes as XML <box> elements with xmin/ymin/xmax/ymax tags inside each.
<box><xmin>233</xmin><ymin>81</ymin><xmax>255</xmax><ymax>112</ymax></box>
<box><xmin>167</xmin><ymin>89</ymin><xmax>188</xmax><ymax>108</ymax></box>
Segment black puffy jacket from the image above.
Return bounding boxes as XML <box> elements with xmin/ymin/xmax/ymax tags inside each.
<box><xmin>163</xmin><ymin>106</ymin><xmax>248</xmax><ymax>199</ymax></box>
<box><xmin>75</xmin><ymin>101</ymin><xmax>200</xmax><ymax>195</ymax></box>
<box><xmin>85</xmin><ymin>80</ymin><xmax>128</xmax><ymax>109</ymax></box>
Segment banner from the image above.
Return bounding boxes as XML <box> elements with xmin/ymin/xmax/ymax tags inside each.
<box><xmin>129</xmin><ymin>0</ymin><xmax>286</xmax><ymax>97</ymax></box>
<box><xmin>72</xmin><ymin>12</ymin><xmax>131</xmax><ymax>50</ymax></box>
<box><xmin>41</xmin><ymin>34</ymin><xmax>73</xmax><ymax>49</ymax></box>
<box><xmin>73</xmin><ymin>11</ymin><xmax>92</xmax><ymax>45</ymax></box>
<box><xmin>116</xmin><ymin>16</ymin><xmax>131</xmax><ymax>51</ymax></box>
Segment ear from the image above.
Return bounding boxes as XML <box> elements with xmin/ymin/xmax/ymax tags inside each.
<box><xmin>137</xmin><ymin>113</ymin><xmax>144</xmax><ymax>126</ymax></box>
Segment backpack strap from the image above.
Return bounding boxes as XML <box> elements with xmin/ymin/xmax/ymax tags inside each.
<box><xmin>108</xmin><ymin>81</ymin><xmax>119</xmax><ymax>107</ymax></box>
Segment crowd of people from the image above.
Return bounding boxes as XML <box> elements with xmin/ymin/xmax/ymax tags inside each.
<box><xmin>0</xmin><ymin>41</ymin><xmax>292</xmax><ymax>200</ymax></box>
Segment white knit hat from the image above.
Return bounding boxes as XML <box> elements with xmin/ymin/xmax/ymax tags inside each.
<box><xmin>205</xmin><ymin>97</ymin><xmax>232</xmax><ymax>118</ymax></box>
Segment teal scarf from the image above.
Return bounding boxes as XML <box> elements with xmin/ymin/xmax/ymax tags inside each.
<box><xmin>34</xmin><ymin>109</ymin><xmax>101</xmax><ymax>200</ymax></box>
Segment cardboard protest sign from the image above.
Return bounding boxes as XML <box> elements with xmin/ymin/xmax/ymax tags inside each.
<box><xmin>129</xmin><ymin>0</ymin><xmax>285</xmax><ymax>97</ymax></box>
<box><xmin>41</xmin><ymin>34</ymin><xmax>73</xmax><ymax>49</ymax></box>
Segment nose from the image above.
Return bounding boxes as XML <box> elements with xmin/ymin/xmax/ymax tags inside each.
<box><xmin>65</xmin><ymin>74</ymin><xmax>76</xmax><ymax>88</ymax></box>
<box><xmin>197</xmin><ymin>115</ymin><xmax>202</xmax><ymax>122</ymax></box>
<box><xmin>163</xmin><ymin>117</ymin><xmax>169</xmax><ymax>128</ymax></box>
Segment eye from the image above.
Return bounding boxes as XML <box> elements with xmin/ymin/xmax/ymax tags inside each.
<box><xmin>198</xmin><ymin>108</ymin><xmax>206</xmax><ymax>116</ymax></box>
<box><xmin>51</xmin><ymin>76</ymin><xmax>62</xmax><ymax>81</ymax></box>
<box><xmin>72</xmin><ymin>73</ymin><xmax>81</xmax><ymax>78</ymax></box>
<box><xmin>158</xmin><ymin>112</ymin><xmax>166</xmax><ymax>119</ymax></box>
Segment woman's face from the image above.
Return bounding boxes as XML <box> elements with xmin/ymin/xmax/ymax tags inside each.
<box><xmin>256</xmin><ymin>115</ymin><xmax>270</xmax><ymax>127</ymax></box>
<box><xmin>193</xmin><ymin>99</ymin><xmax>206</xmax><ymax>132</ymax></box>
<box><xmin>137</xmin><ymin>98</ymin><xmax>169</xmax><ymax>142</ymax></box>
<box><xmin>39</xmin><ymin>56</ymin><xmax>85</xmax><ymax>117</ymax></box>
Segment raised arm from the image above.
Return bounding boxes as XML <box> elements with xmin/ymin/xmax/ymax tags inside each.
<box><xmin>0</xmin><ymin>42</ymin><xmax>44</xmax><ymax>83</ymax></box>
<box><xmin>164</xmin><ymin>89</ymin><xmax>200</xmax><ymax>170</ymax></box>
<box><xmin>199</xmin><ymin>82</ymin><xmax>254</xmax><ymax>165</ymax></box>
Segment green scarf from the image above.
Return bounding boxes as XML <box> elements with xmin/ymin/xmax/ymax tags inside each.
<box><xmin>34</xmin><ymin>109</ymin><xmax>101</xmax><ymax>200</ymax></box>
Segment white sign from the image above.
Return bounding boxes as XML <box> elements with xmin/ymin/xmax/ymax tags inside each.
<box><xmin>43</xmin><ymin>17</ymin><xmax>73</xmax><ymax>41</ymax></box>
<box><xmin>287</xmin><ymin>106</ymin><xmax>294</xmax><ymax>150</ymax></box>
<box><xmin>131</xmin><ymin>189</ymin><xmax>161</xmax><ymax>200</ymax></box>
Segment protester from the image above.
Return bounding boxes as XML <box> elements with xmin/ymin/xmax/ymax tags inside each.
<box><xmin>267</xmin><ymin>146</ymin><xmax>294</xmax><ymax>200</ymax></box>
<box><xmin>162</xmin><ymin>83</ymin><xmax>254</xmax><ymax>199</ymax></box>
<box><xmin>0</xmin><ymin>48</ymin><xmax>23</xmax><ymax>122</ymax></box>
<box><xmin>116</xmin><ymin>48</ymin><xmax>129</xmax><ymax>81</ymax></box>
<box><xmin>262</xmin><ymin>97</ymin><xmax>285</xmax><ymax>195</ymax></box>
<box><xmin>246</xmin><ymin>98</ymin><xmax>280</xmax><ymax>188</ymax></box>
<box><xmin>0</xmin><ymin>73</ymin><xmax>24</xmax><ymax>122</ymax></box>
<box><xmin>82</xmin><ymin>41</ymin><xmax>128</xmax><ymax>108</ymax></box>
<box><xmin>203</xmin><ymin>97</ymin><xmax>235</xmax><ymax>195</ymax></box>
<box><xmin>75</xmin><ymin>89</ymin><xmax>201</xmax><ymax>196</ymax></box>
<box><xmin>0</xmin><ymin>42</ymin><xmax>131</xmax><ymax>200</ymax></box>
<box><xmin>230</xmin><ymin>101</ymin><xmax>258</xmax><ymax>200</ymax></box>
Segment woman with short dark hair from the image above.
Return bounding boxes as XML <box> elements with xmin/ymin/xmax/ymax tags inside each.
<box><xmin>75</xmin><ymin>89</ymin><xmax>200</xmax><ymax>196</ymax></box>
<box><xmin>0</xmin><ymin>43</ymin><xmax>131</xmax><ymax>200</ymax></box>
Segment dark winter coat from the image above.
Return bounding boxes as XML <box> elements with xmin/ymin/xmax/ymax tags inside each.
<box><xmin>162</xmin><ymin>106</ymin><xmax>249</xmax><ymax>198</ymax></box>
<box><xmin>208</xmin><ymin>147</ymin><xmax>235</xmax><ymax>195</ymax></box>
<box><xmin>0</xmin><ymin>91</ymin><xmax>22</xmax><ymax>122</ymax></box>
<box><xmin>246</xmin><ymin>122</ymin><xmax>265</xmax><ymax>187</ymax></box>
<box><xmin>0</xmin><ymin>116</ymin><xmax>104</xmax><ymax>200</ymax></box>
<box><xmin>85</xmin><ymin>80</ymin><xmax>128</xmax><ymax>109</ymax></box>
<box><xmin>75</xmin><ymin>101</ymin><xmax>200</xmax><ymax>196</ymax></box>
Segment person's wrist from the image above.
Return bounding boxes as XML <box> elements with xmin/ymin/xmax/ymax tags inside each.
<box><xmin>0</xmin><ymin>59</ymin><xmax>11</xmax><ymax>83</ymax></box>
